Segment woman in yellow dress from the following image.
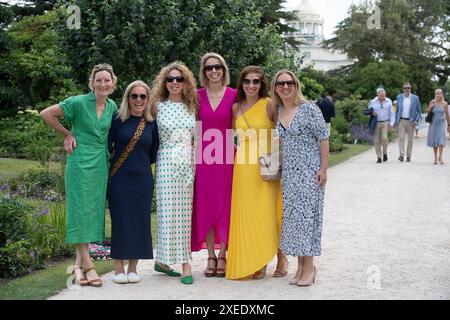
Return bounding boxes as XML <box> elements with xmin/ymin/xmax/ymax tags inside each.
<box><xmin>226</xmin><ymin>66</ymin><xmax>285</xmax><ymax>280</ymax></box>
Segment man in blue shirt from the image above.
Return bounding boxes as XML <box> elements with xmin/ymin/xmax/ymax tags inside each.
<box><xmin>368</xmin><ymin>87</ymin><xmax>395</xmax><ymax>163</ymax></box>
<box><xmin>394</xmin><ymin>82</ymin><xmax>422</xmax><ymax>162</ymax></box>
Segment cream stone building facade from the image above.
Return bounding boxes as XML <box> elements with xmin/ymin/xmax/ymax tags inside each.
<box><xmin>287</xmin><ymin>0</ymin><xmax>352</xmax><ymax>71</ymax></box>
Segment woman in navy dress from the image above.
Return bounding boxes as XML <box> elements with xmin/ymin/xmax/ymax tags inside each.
<box><xmin>108</xmin><ymin>80</ymin><xmax>158</xmax><ymax>284</ymax></box>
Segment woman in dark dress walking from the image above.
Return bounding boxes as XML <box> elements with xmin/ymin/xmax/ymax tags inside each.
<box><xmin>108</xmin><ymin>80</ymin><xmax>159</xmax><ymax>284</ymax></box>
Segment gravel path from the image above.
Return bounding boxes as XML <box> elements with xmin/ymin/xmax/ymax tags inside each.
<box><xmin>50</xmin><ymin>132</ymin><xmax>450</xmax><ymax>300</ymax></box>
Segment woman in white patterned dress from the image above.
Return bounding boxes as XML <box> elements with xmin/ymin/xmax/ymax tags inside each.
<box><xmin>149</xmin><ymin>62</ymin><xmax>198</xmax><ymax>285</ymax></box>
<box><xmin>271</xmin><ymin>70</ymin><xmax>329</xmax><ymax>287</ymax></box>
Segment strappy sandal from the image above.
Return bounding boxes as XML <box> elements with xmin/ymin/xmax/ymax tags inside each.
<box><xmin>216</xmin><ymin>257</ymin><xmax>227</xmax><ymax>277</ymax></box>
<box><xmin>72</xmin><ymin>266</ymin><xmax>88</xmax><ymax>286</ymax></box>
<box><xmin>252</xmin><ymin>266</ymin><xmax>267</xmax><ymax>280</ymax></box>
<box><xmin>204</xmin><ymin>257</ymin><xmax>217</xmax><ymax>277</ymax></box>
<box><xmin>84</xmin><ymin>267</ymin><xmax>103</xmax><ymax>287</ymax></box>
<box><xmin>272</xmin><ymin>258</ymin><xmax>288</xmax><ymax>278</ymax></box>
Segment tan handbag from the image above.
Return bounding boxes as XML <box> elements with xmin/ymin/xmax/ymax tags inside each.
<box><xmin>238</xmin><ymin>103</ymin><xmax>282</xmax><ymax>181</ymax></box>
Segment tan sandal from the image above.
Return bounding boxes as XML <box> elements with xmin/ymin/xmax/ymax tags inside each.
<box><xmin>252</xmin><ymin>266</ymin><xmax>267</xmax><ymax>280</ymax></box>
<box><xmin>204</xmin><ymin>257</ymin><xmax>217</xmax><ymax>277</ymax></box>
<box><xmin>84</xmin><ymin>267</ymin><xmax>103</xmax><ymax>287</ymax></box>
<box><xmin>216</xmin><ymin>257</ymin><xmax>226</xmax><ymax>277</ymax></box>
<box><xmin>72</xmin><ymin>266</ymin><xmax>88</xmax><ymax>286</ymax></box>
<box><xmin>272</xmin><ymin>258</ymin><xmax>288</xmax><ymax>278</ymax></box>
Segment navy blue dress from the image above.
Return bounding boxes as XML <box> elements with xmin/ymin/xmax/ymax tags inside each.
<box><xmin>107</xmin><ymin>114</ymin><xmax>159</xmax><ymax>259</ymax></box>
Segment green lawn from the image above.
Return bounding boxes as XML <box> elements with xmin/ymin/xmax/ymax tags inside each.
<box><xmin>0</xmin><ymin>143</ymin><xmax>371</xmax><ymax>299</ymax></box>
<box><xmin>329</xmin><ymin>143</ymin><xmax>371</xmax><ymax>168</ymax></box>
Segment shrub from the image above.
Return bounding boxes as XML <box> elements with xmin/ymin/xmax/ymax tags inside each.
<box><xmin>0</xmin><ymin>110</ymin><xmax>62</xmax><ymax>164</ymax></box>
<box><xmin>0</xmin><ymin>196</ymin><xmax>72</xmax><ymax>278</ymax></box>
<box><xmin>8</xmin><ymin>169</ymin><xmax>64</xmax><ymax>201</ymax></box>
<box><xmin>329</xmin><ymin>127</ymin><xmax>345</xmax><ymax>152</ymax></box>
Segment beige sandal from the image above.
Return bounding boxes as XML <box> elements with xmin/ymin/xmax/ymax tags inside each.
<box><xmin>84</xmin><ymin>267</ymin><xmax>103</xmax><ymax>287</ymax></box>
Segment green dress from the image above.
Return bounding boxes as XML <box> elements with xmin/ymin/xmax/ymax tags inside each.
<box><xmin>59</xmin><ymin>92</ymin><xmax>117</xmax><ymax>244</ymax></box>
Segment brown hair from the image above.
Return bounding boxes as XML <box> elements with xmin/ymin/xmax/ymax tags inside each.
<box><xmin>236</xmin><ymin>66</ymin><xmax>269</xmax><ymax>103</ymax></box>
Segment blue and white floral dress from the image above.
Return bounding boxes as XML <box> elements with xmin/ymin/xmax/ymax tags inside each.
<box><xmin>277</xmin><ymin>102</ymin><xmax>329</xmax><ymax>257</ymax></box>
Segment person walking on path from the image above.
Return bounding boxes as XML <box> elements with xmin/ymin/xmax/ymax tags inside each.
<box><xmin>426</xmin><ymin>89</ymin><xmax>449</xmax><ymax>165</ymax></box>
<box><xmin>107</xmin><ymin>80</ymin><xmax>159</xmax><ymax>284</ymax></box>
<box><xmin>368</xmin><ymin>87</ymin><xmax>395</xmax><ymax>163</ymax></box>
<box><xmin>40</xmin><ymin>63</ymin><xmax>118</xmax><ymax>287</ymax></box>
<box><xmin>191</xmin><ymin>53</ymin><xmax>237</xmax><ymax>278</ymax></box>
<box><xmin>271</xmin><ymin>70</ymin><xmax>329</xmax><ymax>287</ymax></box>
<box><xmin>394</xmin><ymin>82</ymin><xmax>422</xmax><ymax>162</ymax></box>
<box><xmin>150</xmin><ymin>62</ymin><xmax>198</xmax><ymax>285</ymax></box>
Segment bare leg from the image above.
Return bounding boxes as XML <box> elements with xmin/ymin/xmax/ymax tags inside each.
<box><xmin>114</xmin><ymin>259</ymin><xmax>125</xmax><ymax>275</ymax></box>
<box><xmin>438</xmin><ymin>145</ymin><xmax>444</xmax><ymax>164</ymax></box>
<box><xmin>433</xmin><ymin>147</ymin><xmax>438</xmax><ymax>164</ymax></box>
<box><xmin>299</xmin><ymin>256</ymin><xmax>315</xmax><ymax>283</ymax></box>
<box><xmin>273</xmin><ymin>248</ymin><xmax>288</xmax><ymax>277</ymax></box>
<box><xmin>127</xmin><ymin>259</ymin><xmax>139</xmax><ymax>274</ymax></box>
<box><xmin>216</xmin><ymin>241</ymin><xmax>227</xmax><ymax>276</ymax></box>
<box><xmin>79</xmin><ymin>243</ymin><xmax>101</xmax><ymax>282</ymax></box>
<box><xmin>289</xmin><ymin>256</ymin><xmax>304</xmax><ymax>284</ymax></box>
<box><xmin>182</xmin><ymin>262</ymin><xmax>192</xmax><ymax>276</ymax></box>
<box><xmin>73</xmin><ymin>245</ymin><xmax>86</xmax><ymax>284</ymax></box>
<box><xmin>205</xmin><ymin>229</ymin><xmax>217</xmax><ymax>271</ymax></box>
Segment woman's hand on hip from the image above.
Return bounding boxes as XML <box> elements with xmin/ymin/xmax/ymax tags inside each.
<box><xmin>64</xmin><ymin>134</ymin><xmax>77</xmax><ymax>154</ymax></box>
<box><xmin>314</xmin><ymin>169</ymin><xmax>327</xmax><ymax>187</ymax></box>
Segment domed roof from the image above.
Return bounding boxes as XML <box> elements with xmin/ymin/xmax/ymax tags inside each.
<box><xmin>295</xmin><ymin>0</ymin><xmax>320</xmax><ymax>18</ymax></box>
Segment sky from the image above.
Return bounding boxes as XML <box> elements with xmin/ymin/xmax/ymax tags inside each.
<box><xmin>285</xmin><ymin>0</ymin><xmax>356</xmax><ymax>39</ymax></box>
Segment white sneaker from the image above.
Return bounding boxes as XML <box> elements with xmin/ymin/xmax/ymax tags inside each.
<box><xmin>113</xmin><ymin>273</ymin><xmax>128</xmax><ymax>284</ymax></box>
<box><xmin>127</xmin><ymin>272</ymin><xmax>141</xmax><ymax>283</ymax></box>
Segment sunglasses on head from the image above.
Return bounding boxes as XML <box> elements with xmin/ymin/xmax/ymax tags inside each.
<box><xmin>276</xmin><ymin>80</ymin><xmax>295</xmax><ymax>88</ymax></box>
<box><xmin>166</xmin><ymin>76</ymin><xmax>185</xmax><ymax>83</ymax></box>
<box><xmin>205</xmin><ymin>64</ymin><xmax>223</xmax><ymax>72</ymax></box>
<box><xmin>243</xmin><ymin>78</ymin><xmax>261</xmax><ymax>86</ymax></box>
<box><xmin>130</xmin><ymin>93</ymin><xmax>147</xmax><ymax>100</ymax></box>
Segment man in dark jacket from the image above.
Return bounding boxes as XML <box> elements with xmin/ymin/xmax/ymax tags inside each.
<box><xmin>317</xmin><ymin>95</ymin><xmax>336</xmax><ymax>135</ymax></box>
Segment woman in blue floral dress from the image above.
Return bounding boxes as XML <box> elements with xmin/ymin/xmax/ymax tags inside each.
<box><xmin>271</xmin><ymin>70</ymin><xmax>329</xmax><ymax>287</ymax></box>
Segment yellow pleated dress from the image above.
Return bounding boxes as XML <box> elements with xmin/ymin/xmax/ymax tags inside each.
<box><xmin>226</xmin><ymin>97</ymin><xmax>281</xmax><ymax>280</ymax></box>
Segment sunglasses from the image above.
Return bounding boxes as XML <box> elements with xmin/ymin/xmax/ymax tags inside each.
<box><xmin>243</xmin><ymin>78</ymin><xmax>261</xmax><ymax>86</ymax></box>
<box><xmin>276</xmin><ymin>80</ymin><xmax>295</xmax><ymax>88</ymax></box>
<box><xmin>205</xmin><ymin>64</ymin><xmax>223</xmax><ymax>72</ymax></box>
<box><xmin>93</xmin><ymin>63</ymin><xmax>113</xmax><ymax>71</ymax></box>
<box><xmin>130</xmin><ymin>93</ymin><xmax>147</xmax><ymax>100</ymax></box>
<box><xmin>403</xmin><ymin>87</ymin><xmax>411</xmax><ymax>89</ymax></box>
<box><xmin>166</xmin><ymin>76</ymin><xmax>185</xmax><ymax>83</ymax></box>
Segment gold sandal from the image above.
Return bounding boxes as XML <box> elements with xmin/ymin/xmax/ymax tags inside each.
<box><xmin>72</xmin><ymin>266</ymin><xmax>88</xmax><ymax>286</ymax></box>
<box><xmin>204</xmin><ymin>257</ymin><xmax>217</xmax><ymax>277</ymax></box>
<box><xmin>84</xmin><ymin>267</ymin><xmax>103</xmax><ymax>287</ymax></box>
<box><xmin>216</xmin><ymin>257</ymin><xmax>227</xmax><ymax>277</ymax></box>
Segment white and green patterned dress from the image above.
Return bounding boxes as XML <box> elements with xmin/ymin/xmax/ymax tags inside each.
<box><xmin>155</xmin><ymin>99</ymin><xmax>196</xmax><ymax>265</ymax></box>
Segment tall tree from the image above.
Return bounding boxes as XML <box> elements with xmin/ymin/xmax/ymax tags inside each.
<box><xmin>55</xmin><ymin>0</ymin><xmax>294</xmax><ymax>96</ymax></box>
<box><xmin>324</xmin><ymin>0</ymin><xmax>447</xmax><ymax>98</ymax></box>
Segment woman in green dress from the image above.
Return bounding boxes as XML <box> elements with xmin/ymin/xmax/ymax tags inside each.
<box><xmin>40</xmin><ymin>64</ymin><xmax>118</xmax><ymax>287</ymax></box>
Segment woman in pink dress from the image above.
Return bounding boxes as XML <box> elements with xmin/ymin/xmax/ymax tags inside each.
<box><xmin>192</xmin><ymin>52</ymin><xmax>237</xmax><ymax>277</ymax></box>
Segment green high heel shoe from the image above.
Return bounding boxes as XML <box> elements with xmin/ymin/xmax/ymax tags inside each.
<box><xmin>154</xmin><ymin>263</ymin><xmax>181</xmax><ymax>277</ymax></box>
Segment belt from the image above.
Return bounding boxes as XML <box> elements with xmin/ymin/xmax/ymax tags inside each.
<box><xmin>400</xmin><ymin>117</ymin><xmax>410</xmax><ymax>120</ymax></box>
<box><xmin>378</xmin><ymin>120</ymin><xmax>389</xmax><ymax>122</ymax></box>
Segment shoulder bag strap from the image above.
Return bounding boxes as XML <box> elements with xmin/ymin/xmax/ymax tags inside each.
<box><xmin>109</xmin><ymin>117</ymin><xmax>146</xmax><ymax>181</ymax></box>
<box><xmin>238</xmin><ymin>102</ymin><xmax>253</xmax><ymax>130</ymax></box>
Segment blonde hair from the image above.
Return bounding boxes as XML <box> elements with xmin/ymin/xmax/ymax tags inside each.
<box><xmin>149</xmin><ymin>61</ymin><xmax>198</xmax><ymax>117</ymax></box>
<box><xmin>270</xmin><ymin>69</ymin><xmax>306</xmax><ymax>108</ymax></box>
<box><xmin>117</xmin><ymin>80</ymin><xmax>153</xmax><ymax>122</ymax></box>
<box><xmin>199</xmin><ymin>52</ymin><xmax>230</xmax><ymax>88</ymax></box>
<box><xmin>88</xmin><ymin>63</ymin><xmax>118</xmax><ymax>93</ymax></box>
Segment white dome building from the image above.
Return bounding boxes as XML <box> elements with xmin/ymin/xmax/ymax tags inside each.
<box><xmin>287</xmin><ymin>0</ymin><xmax>352</xmax><ymax>71</ymax></box>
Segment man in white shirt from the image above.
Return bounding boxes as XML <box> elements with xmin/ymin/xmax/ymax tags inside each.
<box><xmin>394</xmin><ymin>82</ymin><xmax>422</xmax><ymax>162</ymax></box>
<box><xmin>369</xmin><ymin>87</ymin><xmax>395</xmax><ymax>163</ymax></box>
